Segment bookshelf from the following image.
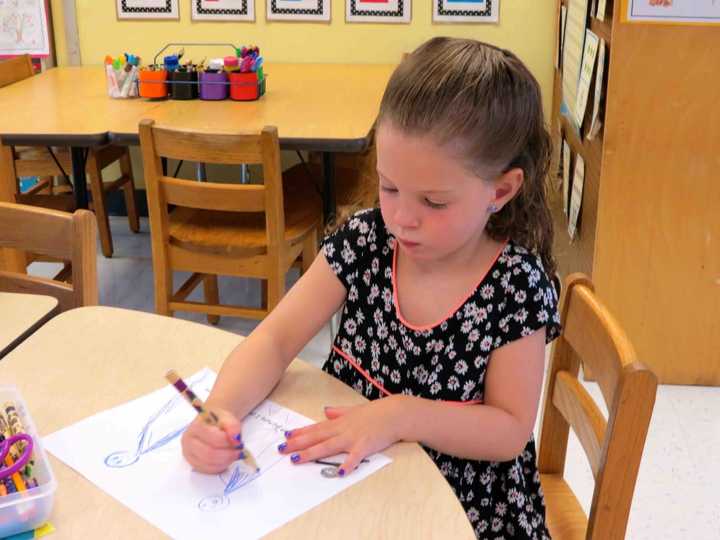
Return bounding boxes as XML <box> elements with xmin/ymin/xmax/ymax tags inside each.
<box><xmin>550</xmin><ymin>0</ymin><xmax>720</xmax><ymax>384</ymax></box>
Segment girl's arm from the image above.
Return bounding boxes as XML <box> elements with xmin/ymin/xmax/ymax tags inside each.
<box><xmin>206</xmin><ymin>252</ymin><xmax>347</xmax><ymax>419</ymax></box>
<box><xmin>394</xmin><ymin>327</ymin><xmax>547</xmax><ymax>461</ymax></box>
<box><xmin>281</xmin><ymin>327</ymin><xmax>547</xmax><ymax>472</ymax></box>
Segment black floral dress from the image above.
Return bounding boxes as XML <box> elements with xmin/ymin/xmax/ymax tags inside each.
<box><xmin>321</xmin><ymin>209</ymin><xmax>562</xmax><ymax>539</ymax></box>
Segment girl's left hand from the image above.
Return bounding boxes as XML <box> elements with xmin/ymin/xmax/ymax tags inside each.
<box><xmin>277</xmin><ymin>396</ymin><xmax>406</xmax><ymax>476</ymax></box>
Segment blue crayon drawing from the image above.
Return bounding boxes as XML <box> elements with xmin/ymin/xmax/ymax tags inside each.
<box><xmin>104</xmin><ymin>370</ymin><xmax>214</xmax><ymax>468</ymax></box>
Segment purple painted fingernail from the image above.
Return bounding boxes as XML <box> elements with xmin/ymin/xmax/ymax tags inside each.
<box><xmin>290</xmin><ymin>453</ymin><xmax>300</xmax><ymax>463</ymax></box>
<box><xmin>239</xmin><ymin>451</ymin><xmax>246</xmax><ymax>460</ymax></box>
<box><xmin>234</xmin><ymin>434</ymin><xmax>242</xmax><ymax>442</ymax></box>
<box><xmin>235</xmin><ymin>442</ymin><xmax>244</xmax><ymax>450</ymax></box>
<box><xmin>338</xmin><ymin>468</ymin><xmax>346</xmax><ymax>477</ymax></box>
<box><xmin>284</xmin><ymin>430</ymin><xmax>293</xmax><ymax>438</ymax></box>
<box><xmin>278</xmin><ymin>442</ymin><xmax>287</xmax><ymax>452</ymax></box>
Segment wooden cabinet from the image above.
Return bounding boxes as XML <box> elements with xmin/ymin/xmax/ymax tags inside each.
<box><xmin>550</xmin><ymin>0</ymin><xmax>720</xmax><ymax>384</ymax></box>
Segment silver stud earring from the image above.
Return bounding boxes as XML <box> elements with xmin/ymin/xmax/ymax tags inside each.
<box><xmin>487</xmin><ymin>203</ymin><xmax>498</xmax><ymax>214</ymax></box>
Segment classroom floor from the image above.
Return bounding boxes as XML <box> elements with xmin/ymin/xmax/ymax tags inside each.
<box><xmin>30</xmin><ymin>217</ymin><xmax>720</xmax><ymax>540</ymax></box>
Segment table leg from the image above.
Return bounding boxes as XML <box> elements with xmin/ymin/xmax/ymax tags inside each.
<box><xmin>71</xmin><ymin>147</ymin><xmax>89</xmax><ymax>209</ymax></box>
<box><xmin>322</xmin><ymin>152</ymin><xmax>336</xmax><ymax>223</ymax></box>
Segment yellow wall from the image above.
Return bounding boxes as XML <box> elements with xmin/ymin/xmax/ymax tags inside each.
<box><xmin>51</xmin><ymin>0</ymin><xmax>556</xmax><ymax>115</ymax></box>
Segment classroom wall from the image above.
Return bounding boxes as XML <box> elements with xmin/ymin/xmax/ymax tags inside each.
<box><xmin>50</xmin><ymin>0</ymin><xmax>556</xmax><ymax>116</ymax></box>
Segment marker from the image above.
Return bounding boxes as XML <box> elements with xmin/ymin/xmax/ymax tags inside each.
<box><xmin>164</xmin><ymin>370</ymin><xmax>259</xmax><ymax>472</ymax></box>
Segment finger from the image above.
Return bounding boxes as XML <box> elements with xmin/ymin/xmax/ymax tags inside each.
<box><xmin>337</xmin><ymin>448</ymin><xmax>367</xmax><ymax>477</ymax></box>
<box><xmin>191</xmin><ymin>419</ymin><xmax>239</xmax><ymax>450</ymax></box>
<box><xmin>323</xmin><ymin>406</ymin><xmax>351</xmax><ymax>420</ymax></box>
<box><xmin>288</xmin><ymin>437</ymin><xmax>346</xmax><ymax>465</ymax></box>
<box><xmin>278</xmin><ymin>422</ymin><xmax>336</xmax><ymax>454</ymax></box>
<box><xmin>187</xmin><ymin>435</ymin><xmax>244</xmax><ymax>468</ymax></box>
<box><xmin>217</xmin><ymin>413</ymin><xmax>243</xmax><ymax>447</ymax></box>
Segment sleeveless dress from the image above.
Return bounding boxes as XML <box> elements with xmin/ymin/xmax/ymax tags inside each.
<box><xmin>321</xmin><ymin>209</ymin><xmax>561</xmax><ymax>539</ymax></box>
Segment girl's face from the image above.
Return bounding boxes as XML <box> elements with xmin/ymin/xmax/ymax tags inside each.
<box><xmin>376</xmin><ymin>122</ymin><xmax>500</xmax><ymax>264</ymax></box>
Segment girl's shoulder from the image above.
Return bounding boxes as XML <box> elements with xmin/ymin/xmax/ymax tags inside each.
<box><xmin>321</xmin><ymin>208</ymin><xmax>392</xmax><ymax>289</ymax></box>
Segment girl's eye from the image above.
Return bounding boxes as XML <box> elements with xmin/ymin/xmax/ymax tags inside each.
<box><xmin>380</xmin><ymin>186</ymin><xmax>397</xmax><ymax>193</ymax></box>
<box><xmin>425</xmin><ymin>199</ymin><xmax>447</xmax><ymax>209</ymax></box>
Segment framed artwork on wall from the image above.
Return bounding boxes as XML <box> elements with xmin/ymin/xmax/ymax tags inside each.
<box><xmin>432</xmin><ymin>0</ymin><xmax>498</xmax><ymax>23</ymax></box>
<box><xmin>267</xmin><ymin>0</ymin><xmax>330</xmax><ymax>21</ymax></box>
<box><xmin>346</xmin><ymin>0</ymin><xmax>410</xmax><ymax>23</ymax></box>
<box><xmin>192</xmin><ymin>0</ymin><xmax>254</xmax><ymax>21</ymax></box>
<box><xmin>116</xmin><ymin>0</ymin><xmax>179</xmax><ymax>20</ymax></box>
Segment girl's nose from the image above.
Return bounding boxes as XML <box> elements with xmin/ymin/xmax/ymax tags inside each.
<box><xmin>394</xmin><ymin>200</ymin><xmax>420</xmax><ymax>229</ymax></box>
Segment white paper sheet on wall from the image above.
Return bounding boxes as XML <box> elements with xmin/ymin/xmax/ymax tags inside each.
<box><xmin>44</xmin><ymin>368</ymin><xmax>392</xmax><ymax>540</ymax></box>
<box><xmin>574</xmin><ymin>30</ymin><xmax>600</xmax><ymax>127</ymax></box>
<box><xmin>562</xmin><ymin>0</ymin><xmax>589</xmax><ymax>126</ymax></box>
<box><xmin>0</xmin><ymin>0</ymin><xmax>50</xmax><ymax>56</ymax></box>
<box><xmin>568</xmin><ymin>154</ymin><xmax>585</xmax><ymax>240</ymax></box>
<box><xmin>562</xmin><ymin>140</ymin><xmax>572</xmax><ymax>217</ymax></box>
<box><xmin>626</xmin><ymin>0</ymin><xmax>720</xmax><ymax>24</ymax></box>
<box><xmin>587</xmin><ymin>39</ymin><xmax>606</xmax><ymax>141</ymax></box>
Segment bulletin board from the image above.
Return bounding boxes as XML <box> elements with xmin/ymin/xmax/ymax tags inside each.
<box><xmin>622</xmin><ymin>0</ymin><xmax>720</xmax><ymax>25</ymax></box>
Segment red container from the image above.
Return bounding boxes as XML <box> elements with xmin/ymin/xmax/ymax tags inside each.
<box><xmin>138</xmin><ymin>69</ymin><xmax>168</xmax><ymax>99</ymax></box>
<box><xmin>229</xmin><ymin>72</ymin><xmax>259</xmax><ymax>101</ymax></box>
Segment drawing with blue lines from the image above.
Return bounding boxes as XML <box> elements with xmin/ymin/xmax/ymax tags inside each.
<box><xmin>43</xmin><ymin>367</ymin><xmax>392</xmax><ymax>540</ymax></box>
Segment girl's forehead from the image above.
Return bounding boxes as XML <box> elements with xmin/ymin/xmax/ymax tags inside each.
<box><xmin>377</xmin><ymin>125</ymin><xmax>483</xmax><ymax>189</ymax></box>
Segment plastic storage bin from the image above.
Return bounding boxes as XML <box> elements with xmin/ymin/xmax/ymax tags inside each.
<box><xmin>199</xmin><ymin>71</ymin><xmax>229</xmax><ymax>100</ymax></box>
<box><xmin>138</xmin><ymin>69</ymin><xmax>168</xmax><ymax>99</ymax></box>
<box><xmin>169</xmin><ymin>70</ymin><xmax>198</xmax><ymax>100</ymax></box>
<box><xmin>0</xmin><ymin>386</ymin><xmax>57</xmax><ymax>538</ymax></box>
<box><xmin>229</xmin><ymin>72</ymin><xmax>262</xmax><ymax>101</ymax></box>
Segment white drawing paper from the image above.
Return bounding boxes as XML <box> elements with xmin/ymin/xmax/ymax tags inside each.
<box><xmin>0</xmin><ymin>0</ymin><xmax>49</xmax><ymax>56</ymax></box>
<box><xmin>44</xmin><ymin>368</ymin><xmax>391</xmax><ymax>540</ymax></box>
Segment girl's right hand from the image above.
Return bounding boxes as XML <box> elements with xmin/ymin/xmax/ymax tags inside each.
<box><xmin>181</xmin><ymin>409</ymin><xmax>244</xmax><ymax>474</ymax></box>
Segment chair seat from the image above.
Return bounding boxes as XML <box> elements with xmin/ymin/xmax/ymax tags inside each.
<box><xmin>540</xmin><ymin>474</ymin><xmax>588</xmax><ymax>540</ymax></box>
<box><xmin>14</xmin><ymin>144</ymin><xmax>127</xmax><ymax>174</ymax></box>
<box><xmin>168</xmin><ymin>172</ymin><xmax>321</xmax><ymax>257</ymax></box>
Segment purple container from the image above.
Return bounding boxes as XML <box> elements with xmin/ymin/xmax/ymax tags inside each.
<box><xmin>199</xmin><ymin>71</ymin><xmax>229</xmax><ymax>100</ymax></box>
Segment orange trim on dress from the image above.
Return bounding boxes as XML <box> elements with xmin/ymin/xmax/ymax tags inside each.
<box><xmin>392</xmin><ymin>240</ymin><xmax>509</xmax><ymax>332</ymax></box>
<box><xmin>332</xmin><ymin>345</ymin><xmax>483</xmax><ymax>406</ymax></box>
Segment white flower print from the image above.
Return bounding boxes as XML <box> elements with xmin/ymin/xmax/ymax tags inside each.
<box><xmin>371</xmin><ymin>357</ymin><xmax>380</xmax><ymax>372</ymax></box>
<box><xmin>480</xmin><ymin>284</ymin><xmax>495</xmax><ymax>300</ymax></box>
<box><xmin>370</xmin><ymin>340</ymin><xmax>380</xmax><ymax>361</ymax></box>
<box><xmin>391</xmin><ymin>369</ymin><xmax>401</xmax><ymax>384</ymax></box>
<box><xmin>341</xmin><ymin>240</ymin><xmax>356</xmax><ymax>265</ymax></box>
<box><xmin>480</xmin><ymin>336</ymin><xmax>493</xmax><ymax>352</ymax></box>
<box><xmin>448</xmin><ymin>375</ymin><xmax>460</xmax><ymax>390</ymax></box>
<box><xmin>356</xmin><ymin>235</ymin><xmax>367</xmax><ymax>248</ymax></box>
<box><xmin>430</xmin><ymin>381</ymin><xmax>441</xmax><ymax>395</ymax></box>
<box><xmin>462</xmin><ymin>380</ymin><xmax>476</xmax><ymax>400</ymax></box>
<box><xmin>467</xmin><ymin>507</ymin><xmax>480</xmax><ymax>523</ymax></box>
<box><xmin>514</xmin><ymin>290</ymin><xmax>527</xmax><ymax>304</ymax></box>
<box><xmin>454</xmin><ymin>359</ymin><xmax>469</xmax><ymax>375</ymax></box>
<box><xmin>362</xmin><ymin>269</ymin><xmax>372</xmax><ymax>286</ymax></box>
<box><xmin>371</xmin><ymin>257</ymin><xmax>379</xmax><ymax>274</ymax></box>
<box><xmin>496</xmin><ymin>502</ymin><xmax>507</xmax><ymax>516</ymax></box>
<box><xmin>344</xmin><ymin>318</ymin><xmax>357</xmax><ymax>336</ymax></box>
<box><xmin>461</xmin><ymin>320</ymin><xmax>473</xmax><ymax>334</ymax></box>
<box><xmin>354</xmin><ymin>335</ymin><xmax>366</xmax><ymax>353</ymax></box>
<box><xmin>395</xmin><ymin>349</ymin><xmax>406</xmax><ymax>365</ymax></box>
<box><xmin>348</xmin><ymin>285</ymin><xmax>359</xmax><ymax>302</ymax></box>
<box><xmin>377</xmin><ymin>320</ymin><xmax>388</xmax><ymax>340</ymax></box>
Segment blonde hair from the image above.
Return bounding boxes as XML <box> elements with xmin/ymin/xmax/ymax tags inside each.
<box><xmin>377</xmin><ymin>37</ymin><xmax>556</xmax><ymax>277</ymax></box>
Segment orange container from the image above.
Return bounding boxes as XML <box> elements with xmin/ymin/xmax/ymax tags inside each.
<box><xmin>229</xmin><ymin>72</ymin><xmax>259</xmax><ymax>101</ymax></box>
<box><xmin>138</xmin><ymin>69</ymin><xmax>168</xmax><ymax>99</ymax></box>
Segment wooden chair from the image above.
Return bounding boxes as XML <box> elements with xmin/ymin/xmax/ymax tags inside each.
<box><xmin>538</xmin><ymin>274</ymin><xmax>658</xmax><ymax>540</ymax></box>
<box><xmin>139</xmin><ymin>120</ymin><xmax>322</xmax><ymax>323</ymax></box>
<box><xmin>0</xmin><ymin>202</ymin><xmax>98</xmax><ymax>311</ymax></box>
<box><xmin>0</xmin><ymin>55</ymin><xmax>140</xmax><ymax>259</ymax></box>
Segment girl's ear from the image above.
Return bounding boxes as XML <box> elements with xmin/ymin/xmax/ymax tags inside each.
<box><xmin>493</xmin><ymin>168</ymin><xmax>524</xmax><ymax>210</ymax></box>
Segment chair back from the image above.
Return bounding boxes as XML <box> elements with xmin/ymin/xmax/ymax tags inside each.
<box><xmin>138</xmin><ymin>119</ymin><xmax>285</xmax><ymax>250</ymax></box>
<box><xmin>0</xmin><ymin>202</ymin><xmax>98</xmax><ymax>311</ymax></box>
<box><xmin>0</xmin><ymin>55</ymin><xmax>34</xmax><ymax>88</ymax></box>
<box><xmin>538</xmin><ymin>273</ymin><xmax>657</xmax><ymax>540</ymax></box>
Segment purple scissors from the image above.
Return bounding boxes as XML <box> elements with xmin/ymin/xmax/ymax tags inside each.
<box><xmin>0</xmin><ymin>434</ymin><xmax>33</xmax><ymax>479</ymax></box>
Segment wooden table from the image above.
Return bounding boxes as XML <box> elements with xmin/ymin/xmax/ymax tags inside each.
<box><xmin>0</xmin><ymin>292</ymin><xmax>58</xmax><ymax>358</ymax></box>
<box><xmin>0</xmin><ymin>64</ymin><xmax>395</xmax><ymax>217</ymax></box>
<box><xmin>0</xmin><ymin>307</ymin><xmax>474</xmax><ymax>539</ymax></box>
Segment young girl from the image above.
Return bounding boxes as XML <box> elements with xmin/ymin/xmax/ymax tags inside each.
<box><xmin>181</xmin><ymin>37</ymin><xmax>562</xmax><ymax>539</ymax></box>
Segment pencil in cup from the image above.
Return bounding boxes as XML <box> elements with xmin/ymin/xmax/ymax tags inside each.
<box><xmin>165</xmin><ymin>369</ymin><xmax>259</xmax><ymax>472</ymax></box>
